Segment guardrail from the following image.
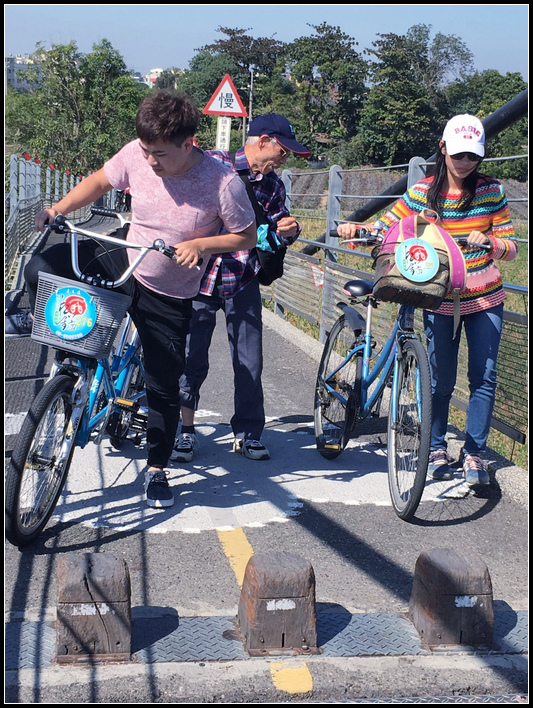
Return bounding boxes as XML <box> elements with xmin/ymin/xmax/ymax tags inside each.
<box><xmin>4</xmin><ymin>155</ymin><xmax>121</xmax><ymax>282</ymax></box>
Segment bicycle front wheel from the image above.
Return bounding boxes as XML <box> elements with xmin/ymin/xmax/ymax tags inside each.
<box><xmin>387</xmin><ymin>338</ymin><xmax>431</xmax><ymax>520</ymax></box>
<box><xmin>5</xmin><ymin>375</ymin><xmax>78</xmax><ymax>546</ymax></box>
<box><xmin>314</xmin><ymin>315</ymin><xmax>361</xmax><ymax>459</ymax></box>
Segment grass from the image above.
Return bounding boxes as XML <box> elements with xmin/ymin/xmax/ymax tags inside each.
<box><xmin>270</xmin><ymin>212</ymin><xmax>528</xmax><ymax>469</ymax></box>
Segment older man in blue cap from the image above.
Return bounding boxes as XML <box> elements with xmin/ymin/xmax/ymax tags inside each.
<box><xmin>172</xmin><ymin>114</ymin><xmax>311</xmax><ymax>464</ymax></box>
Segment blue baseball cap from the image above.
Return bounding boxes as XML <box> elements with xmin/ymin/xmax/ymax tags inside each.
<box><xmin>248</xmin><ymin>113</ymin><xmax>311</xmax><ymax>157</ymax></box>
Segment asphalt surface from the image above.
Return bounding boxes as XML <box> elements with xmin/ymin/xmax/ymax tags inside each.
<box><xmin>4</xmin><ymin>218</ymin><xmax>528</xmax><ymax>703</ymax></box>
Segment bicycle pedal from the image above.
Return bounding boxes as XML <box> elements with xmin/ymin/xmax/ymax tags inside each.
<box><xmin>115</xmin><ymin>397</ymin><xmax>139</xmax><ymax>411</ymax></box>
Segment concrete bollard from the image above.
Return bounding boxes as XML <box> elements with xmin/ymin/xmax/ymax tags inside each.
<box><xmin>56</xmin><ymin>553</ymin><xmax>131</xmax><ymax>663</ymax></box>
<box><xmin>238</xmin><ymin>551</ymin><xmax>319</xmax><ymax>656</ymax></box>
<box><xmin>409</xmin><ymin>547</ymin><xmax>494</xmax><ymax>648</ymax></box>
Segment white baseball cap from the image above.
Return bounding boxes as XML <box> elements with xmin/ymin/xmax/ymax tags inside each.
<box><xmin>442</xmin><ymin>114</ymin><xmax>485</xmax><ymax>158</ymax></box>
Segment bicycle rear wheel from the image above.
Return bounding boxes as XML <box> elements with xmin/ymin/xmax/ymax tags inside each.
<box><xmin>314</xmin><ymin>315</ymin><xmax>361</xmax><ymax>459</ymax></box>
<box><xmin>5</xmin><ymin>375</ymin><xmax>79</xmax><ymax>546</ymax></box>
<box><xmin>387</xmin><ymin>338</ymin><xmax>431</xmax><ymax>520</ymax></box>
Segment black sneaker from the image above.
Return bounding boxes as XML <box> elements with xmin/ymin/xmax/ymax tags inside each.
<box><xmin>144</xmin><ymin>469</ymin><xmax>174</xmax><ymax>508</ymax></box>
<box><xmin>5</xmin><ymin>308</ymin><xmax>33</xmax><ymax>338</ymax></box>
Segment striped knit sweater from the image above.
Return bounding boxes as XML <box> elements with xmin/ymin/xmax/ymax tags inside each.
<box><xmin>379</xmin><ymin>175</ymin><xmax>518</xmax><ymax>316</ymax></box>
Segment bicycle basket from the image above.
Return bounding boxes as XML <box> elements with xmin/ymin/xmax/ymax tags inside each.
<box><xmin>31</xmin><ymin>272</ymin><xmax>132</xmax><ymax>359</ymax></box>
<box><xmin>372</xmin><ymin>244</ymin><xmax>450</xmax><ymax>310</ymax></box>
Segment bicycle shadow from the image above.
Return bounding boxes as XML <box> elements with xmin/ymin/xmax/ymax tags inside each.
<box><xmin>42</xmin><ymin>414</ymin><xmax>501</xmax><ymax>538</ymax></box>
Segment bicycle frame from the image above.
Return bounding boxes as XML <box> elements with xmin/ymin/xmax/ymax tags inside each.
<box><xmin>323</xmin><ymin>299</ymin><xmax>417</xmax><ymax>421</ymax></box>
<box><xmin>47</xmin><ymin>315</ymin><xmax>144</xmax><ymax>449</ymax></box>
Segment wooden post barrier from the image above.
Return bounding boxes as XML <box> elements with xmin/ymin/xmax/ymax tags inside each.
<box><xmin>56</xmin><ymin>553</ymin><xmax>131</xmax><ymax>663</ymax></box>
<box><xmin>238</xmin><ymin>551</ymin><xmax>319</xmax><ymax>655</ymax></box>
<box><xmin>409</xmin><ymin>547</ymin><xmax>494</xmax><ymax>648</ymax></box>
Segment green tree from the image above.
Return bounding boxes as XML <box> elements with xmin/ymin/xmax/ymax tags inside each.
<box><xmin>196</xmin><ymin>26</ymin><xmax>288</xmax><ymax>117</ymax></box>
<box><xmin>282</xmin><ymin>22</ymin><xmax>368</xmax><ymax>150</ymax></box>
<box><xmin>77</xmin><ymin>39</ymin><xmax>148</xmax><ymax>172</ymax></box>
<box><xmin>404</xmin><ymin>24</ymin><xmax>474</xmax><ymax>105</ymax></box>
<box><xmin>155</xmin><ymin>68</ymin><xmax>183</xmax><ymax>91</ymax></box>
<box><xmin>355</xmin><ymin>24</ymin><xmax>476</xmax><ymax>166</ymax></box>
<box><xmin>199</xmin><ymin>26</ymin><xmax>286</xmax><ymax>78</ymax></box>
<box><xmin>5</xmin><ymin>40</ymin><xmax>148</xmax><ymax>174</ymax></box>
<box><xmin>357</xmin><ymin>31</ymin><xmax>443</xmax><ymax>165</ymax></box>
<box><xmin>444</xmin><ymin>70</ymin><xmax>528</xmax><ymax>180</ymax></box>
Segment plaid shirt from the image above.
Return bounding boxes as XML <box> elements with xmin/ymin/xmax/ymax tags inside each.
<box><xmin>198</xmin><ymin>147</ymin><xmax>300</xmax><ymax>297</ymax></box>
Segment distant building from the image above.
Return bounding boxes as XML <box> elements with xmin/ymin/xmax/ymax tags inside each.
<box><xmin>133</xmin><ymin>71</ymin><xmax>150</xmax><ymax>87</ymax></box>
<box><xmin>142</xmin><ymin>68</ymin><xmax>164</xmax><ymax>86</ymax></box>
<box><xmin>5</xmin><ymin>54</ymin><xmax>38</xmax><ymax>92</ymax></box>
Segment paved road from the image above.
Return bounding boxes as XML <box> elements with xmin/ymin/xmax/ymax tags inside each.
<box><xmin>4</xmin><ymin>222</ymin><xmax>528</xmax><ymax>702</ymax></box>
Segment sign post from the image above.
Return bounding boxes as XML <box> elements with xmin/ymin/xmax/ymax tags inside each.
<box><xmin>203</xmin><ymin>74</ymin><xmax>248</xmax><ymax>149</ymax></box>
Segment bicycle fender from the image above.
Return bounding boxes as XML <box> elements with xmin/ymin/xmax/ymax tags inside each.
<box><xmin>336</xmin><ymin>302</ymin><xmax>366</xmax><ymax>332</ymax></box>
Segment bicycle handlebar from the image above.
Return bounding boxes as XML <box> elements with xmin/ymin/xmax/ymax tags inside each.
<box><xmin>331</xmin><ymin>227</ymin><xmax>493</xmax><ymax>253</ymax></box>
<box><xmin>457</xmin><ymin>238</ymin><xmax>492</xmax><ymax>253</ymax></box>
<box><xmin>90</xmin><ymin>206</ymin><xmax>129</xmax><ymax>227</ymax></box>
<box><xmin>44</xmin><ymin>213</ymin><xmax>177</xmax><ymax>289</ymax></box>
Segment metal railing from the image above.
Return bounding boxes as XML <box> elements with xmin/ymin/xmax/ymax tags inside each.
<box><xmin>4</xmin><ymin>155</ymin><xmax>121</xmax><ymax>283</ymax></box>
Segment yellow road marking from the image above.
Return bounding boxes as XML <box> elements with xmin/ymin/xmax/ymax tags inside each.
<box><xmin>270</xmin><ymin>661</ymin><xmax>313</xmax><ymax>694</ymax></box>
<box><xmin>216</xmin><ymin>527</ymin><xmax>254</xmax><ymax>587</ymax></box>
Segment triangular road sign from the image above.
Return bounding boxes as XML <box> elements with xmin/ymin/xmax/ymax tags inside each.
<box><xmin>203</xmin><ymin>74</ymin><xmax>248</xmax><ymax>117</ymax></box>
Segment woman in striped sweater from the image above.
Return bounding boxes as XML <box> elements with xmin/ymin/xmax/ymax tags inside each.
<box><xmin>339</xmin><ymin>114</ymin><xmax>517</xmax><ymax>486</ymax></box>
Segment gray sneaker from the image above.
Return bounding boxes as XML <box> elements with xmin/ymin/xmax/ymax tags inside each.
<box><xmin>427</xmin><ymin>450</ymin><xmax>453</xmax><ymax>480</ymax></box>
<box><xmin>462</xmin><ymin>454</ymin><xmax>490</xmax><ymax>487</ymax></box>
<box><xmin>233</xmin><ymin>438</ymin><xmax>270</xmax><ymax>460</ymax></box>
<box><xmin>170</xmin><ymin>432</ymin><xmax>198</xmax><ymax>462</ymax></box>
<box><xmin>5</xmin><ymin>308</ymin><xmax>33</xmax><ymax>338</ymax></box>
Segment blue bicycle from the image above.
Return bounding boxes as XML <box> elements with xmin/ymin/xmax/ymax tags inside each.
<box><xmin>314</xmin><ymin>227</ymin><xmax>432</xmax><ymax>520</ymax></box>
<box><xmin>5</xmin><ymin>209</ymin><xmax>175</xmax><ymax>546</ymax></box>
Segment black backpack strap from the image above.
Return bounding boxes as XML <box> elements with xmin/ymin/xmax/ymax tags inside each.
<box><xmin>228</xmin><ymin>152</ymin><xmax>269</xmax><ymax>227</ymax></box>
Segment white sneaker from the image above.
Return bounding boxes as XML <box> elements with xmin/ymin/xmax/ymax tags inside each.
<box><xmin>170</xmin><ymin>432</ymin><xmax>198</xmax><ymax>462</ymax></box>
<box><xmin>233</xmin><ymin>438</ymin><xmax>270</xmax><ymax>460</ymax></box>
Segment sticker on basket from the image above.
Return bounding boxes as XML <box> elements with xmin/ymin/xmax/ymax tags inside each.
<box><xmin>395</xmin><ymin>239</ymin><xmax>439</xmax><ymax>283</ymax></box>
<box><xmin>44</xmin><ymin>287</ymin><xmax>98</xmax><ymax>340</ymax></box>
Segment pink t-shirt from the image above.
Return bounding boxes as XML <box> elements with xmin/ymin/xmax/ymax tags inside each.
<box><xmin>104</xmin><ymin>140</ymin><xmax>255</xmax><ymax>299</ymax></box>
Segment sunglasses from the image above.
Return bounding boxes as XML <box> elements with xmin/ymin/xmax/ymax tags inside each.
<box><xmin>449</xmin><ymin>152</ymin><xmax>482</xmax><ymax>162</ymax></box>
<box><xmin>270</xmin><ymin>138</ymin><xmax>288</xmax><ymax>158</ymax></box>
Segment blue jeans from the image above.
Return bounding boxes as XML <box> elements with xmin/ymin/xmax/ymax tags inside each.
<box><xmin>423</xmin><ymin>304</ymin><xmax>504</xmax><ymax>456</ymax></box>
<box><xmin>179</xmin><ymin>276</ymin><xmax>265</xmax><ymax>441</ymax></box>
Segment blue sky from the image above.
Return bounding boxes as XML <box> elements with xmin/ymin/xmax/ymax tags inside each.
<box><xmin>5</xmin><ymin>4</ymin><xmax>529</xmax><ymax>80</ymax></box>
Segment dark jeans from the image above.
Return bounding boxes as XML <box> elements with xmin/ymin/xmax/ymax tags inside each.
<box><xmin>179</xmin><ymin>276</ymin><xmax>265</xmax><ymax>441</ymax></box>
<box><xmin>24</xmin><ymin>241</ymin><xmax>192</xmax><ymax>468</ymax></box>
<box><xmin>423</xmin><ymin>304</ymin><xmax>504</xmax><ymax>455</ymax></box>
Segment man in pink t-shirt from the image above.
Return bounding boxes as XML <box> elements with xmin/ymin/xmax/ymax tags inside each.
<box><xmin>25</xmin><ymin>91</ymin><xmax>256</xmax><ymax>509</ymax></box>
